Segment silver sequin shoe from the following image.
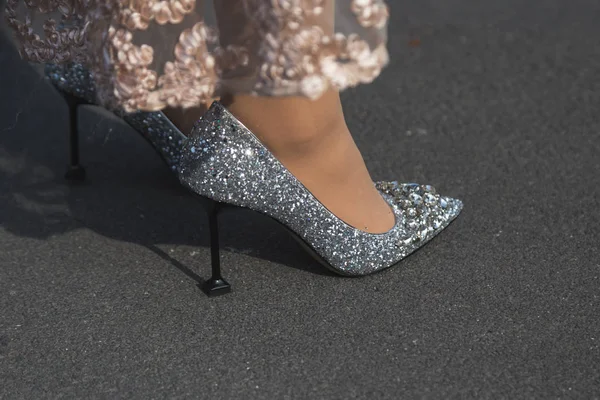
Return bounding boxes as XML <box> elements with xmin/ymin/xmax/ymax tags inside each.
<box><xmin>45</xmin><ymin>63</ymin><xmax>186</xmax><ymax>180</ymax></box>
<box><xmin>178</xmin><ymin>102</ymin><xmax>463</xmax><ymax>296</ymax></box>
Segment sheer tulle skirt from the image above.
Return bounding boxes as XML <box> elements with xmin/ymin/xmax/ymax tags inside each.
<box><xmin>5</xmin><ymin>0</ymin><xmax>389</xmax><ymax>112</ymax></box>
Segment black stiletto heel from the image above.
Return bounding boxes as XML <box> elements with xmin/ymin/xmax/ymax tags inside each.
<box><xmin>61</xmin><ymin>91</ymin><xmax>87</xmax><ymax>182</ymax></box>
<box><xmin>199</xmin><ymin>197</ymin><xmax>231</xmax><ymax>296</ymax></box>
<box><xmin>46</xmin><ymin>64</ymin><xmax>186</xmax><ymax>175</ymax></box>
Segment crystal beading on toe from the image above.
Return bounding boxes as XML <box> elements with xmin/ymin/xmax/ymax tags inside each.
<box><xmin>178</xmin><ymin>102</ymin><xmax>463</xmax><ymax>276</ymax></box>
<box><xmin>376</xmin><ymin>182</ymin><xmax>463</xmax><ymax>246</ymax></box>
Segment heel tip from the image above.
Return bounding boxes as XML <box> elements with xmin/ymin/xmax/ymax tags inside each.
<box><xmin>201</xmin><ymin>278</ymin><xmax>231</xmax><ymax>297</ymax></box>
<box><xmin>65</xmin><ymin>165</ymin><xmax>86</xmax><ymax>182</ymax></box>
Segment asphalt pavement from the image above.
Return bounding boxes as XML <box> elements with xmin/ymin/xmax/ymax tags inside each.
<box><xmin>1</xmin><ymin>1</ymin><xmax>600</xmax><ymax>398</ymax></box>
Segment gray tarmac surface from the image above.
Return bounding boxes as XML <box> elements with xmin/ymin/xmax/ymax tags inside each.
<box><xmin>1</xmin><ymin>1</ymin><xmax>600</xmax><ymax>398</ymax></box>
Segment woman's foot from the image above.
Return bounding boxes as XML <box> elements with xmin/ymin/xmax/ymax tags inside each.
<box><xmin>163</xmin><ymin>104</ymin><xmax>210</xmax><ymax>135</ymax></box>
<box><xmin>168</xmin><ymin>91</ymin><xmax>395</xmax><ymax>233</ymax></box>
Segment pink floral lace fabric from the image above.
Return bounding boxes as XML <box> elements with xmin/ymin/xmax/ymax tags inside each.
<box><xmin>5</xmin><ymin>0</ymin><xmax>389</xmax><ymax>112</ymax></box>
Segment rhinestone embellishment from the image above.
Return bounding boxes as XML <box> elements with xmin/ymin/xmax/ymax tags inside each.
<box><xmin>375</xmin><ymin>181</ymin><xmax>460</xmax><ymax>246</ymax></box>
<box><xmin>178</xmin><ymin>103</ymin><xmax>464</xmax><ymax>275</ymax></box>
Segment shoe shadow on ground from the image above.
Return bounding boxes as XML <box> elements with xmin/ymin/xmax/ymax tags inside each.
<box><xmin>0</xmin><ymin>34</ymin><xmax>333</xmax><ymax>282</ymax></box>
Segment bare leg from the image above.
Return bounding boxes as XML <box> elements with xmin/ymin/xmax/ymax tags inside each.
<box><xmin>168</xmin><ymin>0</ymin><xmax>394</xmax><ymax>233</ymax></box>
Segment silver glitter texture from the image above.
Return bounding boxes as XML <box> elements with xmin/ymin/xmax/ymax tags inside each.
<box><xmin>45</xmin><ymin>63</ymin><xmax>97</xmax><ymax>104</ymax></box>
<box><xmin>178</xmin><ymin>102</ymin><xmax>463</xmax><ymax>276</ymax></box>
<box><xmin>121</xmin><ymin>111</ymin><xmax>186</xmax><ymax>170</ymax></box>
<box><xmin>45</xmin><ymin>63</ymin><xmax>185</xmax><ymax>170</ymax></box>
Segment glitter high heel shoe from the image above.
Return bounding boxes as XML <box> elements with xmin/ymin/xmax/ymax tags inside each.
<box><xmin>178</xmin><ymin>102</ymin><xmax>463</xmax><ymax>296</ymax></box>
<box><xmin>45</xmin><ymin>63</ymin><xmax>186</xmax><ymax>181</ymax></box>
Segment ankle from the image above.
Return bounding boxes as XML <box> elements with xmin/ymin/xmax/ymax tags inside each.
<box><xmin>163</xmin><ymin>104</ymin><xmax>209</xmax><ymax>135</ymax></box>
<box><xmin>225</xmin><ymin>91</ymin><xmax>348</xmax><ymax>156</ymax></box>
